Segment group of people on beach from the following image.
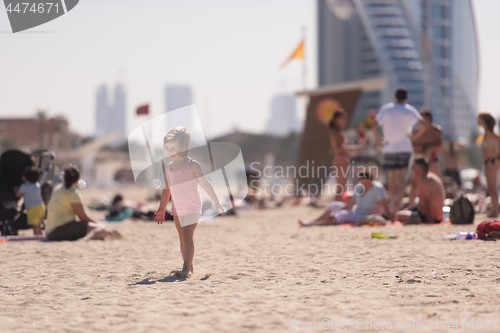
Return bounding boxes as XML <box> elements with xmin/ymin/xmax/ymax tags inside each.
<box><xmin>15</xmin><ymin>89</ymin><xmax>500</xmax><ymax>278</ymax></box>
<box><xmin>14</xmin><ymin>126</ymin><xmax>223</xmax><ymax>278</ymax></box>
<box><xmin>15</xmin><ymin>165</ymin><xmax>120</xmax><ymax>240</ymax></box>
<box><xmin>300</xmin><ymin>87</ymin><xmax>500</xmax><ymax>226</ymax></box>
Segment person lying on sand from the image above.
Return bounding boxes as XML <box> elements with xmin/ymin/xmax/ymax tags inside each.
<box><xmin>395</xmin><ymin>158</ymin><xmax>445</xmax><ymax>224</ymax></box>
<box><xmin>299</xmin><ymin>171</ymin><xmax>393</xmax><ymax>226</ymax></box>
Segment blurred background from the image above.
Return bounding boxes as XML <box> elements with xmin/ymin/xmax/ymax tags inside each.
<box><xmin>0</xmin><ymin>0</ymin><xmax>498</xmax><ymax>189</ymax></box>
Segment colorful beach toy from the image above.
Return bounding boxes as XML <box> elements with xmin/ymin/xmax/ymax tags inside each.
<box><xmin>371</xmin><ymin>232</ymin><xmax>398</xmax><ymax>239</ymax></box>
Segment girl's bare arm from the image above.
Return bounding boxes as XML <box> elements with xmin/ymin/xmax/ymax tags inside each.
<box><xmin>155</xmin><ymin>177</ymin><xmax>171</xmax><ymax>224</ymax></box>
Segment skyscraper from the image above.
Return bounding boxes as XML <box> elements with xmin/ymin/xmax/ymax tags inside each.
<box><xmin>95</xmin><ymin>85</ymin><xmax>108</xmax><ymax>138</ymax></box>
<box><xmin>165</xmin><ymin>85</ymin><xmax>193</xmax><ymax>131</ymax></box>
<box><xmin>165</xmin><ymin>85</ymin><xmax>193</xmax><ymax>112</ymax></box>
<box><xmin>265</xmin><ymin>94</ymin><xmax>302</xmax><ymax>136</ymax></box>
<box><xmin>318</xmin><ymin>0</ymin><xmax>478</xmax><ymax>140</ymax></box>
<box><xmin>94</xmin><ymin>84</ymin><xmax>127</xmax><ymax>145</ymax></box>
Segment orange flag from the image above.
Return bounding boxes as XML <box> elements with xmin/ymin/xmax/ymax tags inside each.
<box><xmin>280</xmin><ymin>39</ymin><xmax>304</xmax><ymax>68</ymax></box>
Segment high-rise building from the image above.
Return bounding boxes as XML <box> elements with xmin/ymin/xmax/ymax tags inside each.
<box><xmin>94</xmin><ymin>84</ymin><xmax>127</xmax><ymax>145</ymax></box>
<box><xmin>165</xmin><ymin>85</ymin><xmax>193</xmax><ymax>131</ymax></box>
<box><xmin>265</xmin><ymin>94</ymin><xmax>302</xmax><ymax>136</ymax></box>
<box><xmin>95</xmin><ymin>86</ymin><xmax>108</xmax><ymax>138</ymax></box>
<box><xmin>318</xmin><ymin>0</ymin><xmax>478</xmax><ymax>140</ymax></box>
<box><xmin>165</xmin><ymin>85</ymin><xmax>192</xmax><ymax>112</ymax></box>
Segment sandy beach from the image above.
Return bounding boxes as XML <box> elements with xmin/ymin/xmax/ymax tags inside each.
<box><xmin>1</xmin><ymin>187</ymin><xmax>499</xmax><ymax>333</ymax></box>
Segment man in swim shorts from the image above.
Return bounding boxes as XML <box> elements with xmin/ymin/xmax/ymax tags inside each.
<box><xmin>372</xmin><ymin>87</ymin><xmax>429</xmax><ymax>211</ymax></box>
<box><xmin>395</xmin><ymin>158</ymin><xmax>445</xmax><ymax>224</ymax></box>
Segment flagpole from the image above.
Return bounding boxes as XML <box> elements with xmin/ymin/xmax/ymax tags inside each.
<box><xmin>302</xmin><ymin>26</ymin><xmax>307</xmax><ymax>90</ymax></box>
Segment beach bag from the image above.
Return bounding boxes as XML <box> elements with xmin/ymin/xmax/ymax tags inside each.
<box><xmin>449</xmin><ymin>195</ymin><xmax>474</xmax><ymax>224</ymax></box>
<box><xmin>476</xmin><ymin>220</ymin><xmax>500</xmax><ymax>239</ymax></box>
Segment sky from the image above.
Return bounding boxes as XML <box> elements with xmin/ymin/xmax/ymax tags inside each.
<box><xmin>0</xmin><ymin>0</ymin><xmax>499</xmax><ymax>139</ymax></box>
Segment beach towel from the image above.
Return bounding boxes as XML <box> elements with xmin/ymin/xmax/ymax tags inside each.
<box><xmin>476</xmin><ymin>220</ymin><xmax>500</xmax><ymax>239</ymax></box>
<box><xmin>0</xmin><ymin>234</ymin><xmax>47</xmax><ymax>242</ymax></box>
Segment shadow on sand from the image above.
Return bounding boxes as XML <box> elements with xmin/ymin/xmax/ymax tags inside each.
<box><xmin>129</xmin><ymin>274</ymin><xmax>211</xmax><ymax>285</ymax></box>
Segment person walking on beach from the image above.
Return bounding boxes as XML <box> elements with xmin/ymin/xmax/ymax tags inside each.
<box><xmin>372</xmin><ymin>87</ymin><xmax>429</xmax><ymax>211</ymax></box>
<box><xmin>155</xmin><ymin>127</ymin><xmax>225</xmax><ymax>277</ymax></box>
<box><xmin>14</xmin><ymin>166</ymin><xmax>45</xmax><ymax>235</ymax></box>
<box><xmin>395</xmin><ymin>158</ymin><xmax>445</xmax><ymax>224</ymax></box>
<box><xmin>329</xmin><ymin>110</ymin><xmax>365</xmax><ymax>201</ymax></box>
<box><xmin>477</xmin><ymin>112</ymin><xmax>500</xmax><ymax>218</ymax></box>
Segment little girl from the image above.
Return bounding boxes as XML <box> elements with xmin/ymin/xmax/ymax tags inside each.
<box><xmin>155</xmin><ymin>127</ymin><xmax>224</xmax><ymax>277</ymax></box>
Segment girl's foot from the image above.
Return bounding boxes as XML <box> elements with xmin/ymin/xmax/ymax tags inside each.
<box><xmin>171</xmin><ymin>270</ymin><xmax>191</xmax><ymax>278</ymax></box>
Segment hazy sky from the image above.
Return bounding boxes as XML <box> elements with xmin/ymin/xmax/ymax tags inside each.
<box><xmin>0</xmin><ymin>0</ymin><xmax>498</xmax><ymax>139</ymax></box>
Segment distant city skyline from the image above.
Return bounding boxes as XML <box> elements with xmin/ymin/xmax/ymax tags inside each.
<box><xmin>165</xmin><ymin>85</ymin><xmax>193</xmax><ymax>112</ymax></box>
<box><xmin>0</xmin><ymin>0</ymin><xmax>499</xmax><ymax>138</ymax></box>
<box><xmin>265</xmin><ymin>94</ymin><xmax>302</xmax><ymax>136</ymax></box>
<box><xmin>95</xmin><ymin>84</ymin><xmax>127</xmax><ymax>145</ymax></box>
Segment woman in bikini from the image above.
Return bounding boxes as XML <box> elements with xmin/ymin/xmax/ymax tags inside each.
<box><xmin>478</xmin><ymin>112</ymin><xmax>500</xmax><ymax>217</ymax></box>
<box><xmin>329</xmin><ymin>110</ymin><xmax>365</xmax><ymax>201</ymax></box>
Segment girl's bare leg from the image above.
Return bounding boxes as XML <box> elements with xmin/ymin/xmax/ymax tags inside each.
<box><xmin>181</xmin><ymin>222</ymin><xmax>198</xmax><ymax>274</ymax></box>
<box><xmin>173</xmin><ymin>216</ymin><xmax>185</xmax><ymax>262</ymax></box>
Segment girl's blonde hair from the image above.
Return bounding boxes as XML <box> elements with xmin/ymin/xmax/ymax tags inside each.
<box><xmin>164</xmin><ymin>127</ymin><xmax>191</xmax><ymax>158</ymax></box>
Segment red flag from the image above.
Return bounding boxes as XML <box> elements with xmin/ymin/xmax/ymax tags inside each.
<box><xmin>136</xmin><ymin>104</ymin><xmax>149</xmax><ymax>115</ymax></box>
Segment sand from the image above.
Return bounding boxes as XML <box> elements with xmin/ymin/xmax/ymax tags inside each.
<box><xmin>1</xmin><ymin>187</ymin><xmax>500</xmax><ymax>332</ymax></box>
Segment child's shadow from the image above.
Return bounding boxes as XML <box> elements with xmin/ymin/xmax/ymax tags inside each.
<box><xmin>129</xmin><ymin>274</ymin><xmax>210</xmax><ymax>285</ymax></box>
<box><xmin>158</xmin><ymin>275</ymin><xmax>188</xmax><ymax>283</ymax></box>
<box><xmin>158</xmin><ymin>272</ymin><xmax>212</xmax><ymax>282</ymax></box>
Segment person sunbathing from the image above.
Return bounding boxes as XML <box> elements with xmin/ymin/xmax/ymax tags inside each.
<box><xmin>395</xmin><ymin>158</ymin><xmax>445</xmax><ymax>224</ymax></box>
<box><xmin>298</xmin><ymin>171</ymin><xmax>393</xmax><ymax>226</ymax></box>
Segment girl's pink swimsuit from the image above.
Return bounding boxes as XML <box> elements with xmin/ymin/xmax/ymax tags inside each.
<box><xmin>166</xmin><ymin>157</ymin><xmax>202</xmax><ymax>216</ymax></box>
